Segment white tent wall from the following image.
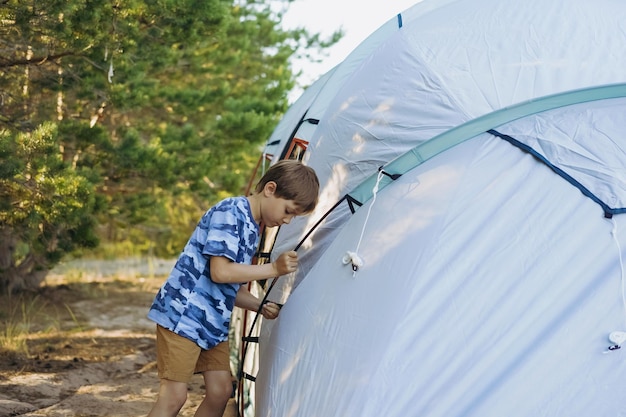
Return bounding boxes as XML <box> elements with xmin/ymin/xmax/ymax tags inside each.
<box><xmin>257</xmin><ymin>133</ymin><xmax>626</xmax><ymax>416</ymax></box>
<box><xmin>495</xmin><ymin>97</ymin><xmax>626</xmax><ymax>210</ymax></box>
<box><xmin>260</xmin><ymin>69</ymin><xmax>335</xmax><ymax>163</ymax></box>
<box><xmin>265</xmin><ymin>5</ymin><xmax>470</xmax><ymax>304</ymax></box>
<box><xmin>241</xmin><ymin>0</ymin><xmax>626</xmax><ymax>415</ymax></box>
<box><xmin>267</xmin><ymin>0</ymin><xmax>626</xmax><ymax>299</ymax></box>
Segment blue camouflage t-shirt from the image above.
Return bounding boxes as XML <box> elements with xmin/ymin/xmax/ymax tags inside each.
<box><xmin>147</xmin><ymin>196</ymin><xmax>259</xmax><ymax>350</ymax></box>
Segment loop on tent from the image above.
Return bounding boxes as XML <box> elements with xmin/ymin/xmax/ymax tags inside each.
<box><xmin>342</xmin><ymin>251</ymin><xmax>363</xmax><ymax>273</ymax></box>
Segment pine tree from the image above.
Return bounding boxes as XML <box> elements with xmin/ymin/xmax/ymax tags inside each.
<box><xmin>0</xmin><ymin>0</ymin><xmax>338</xmax><ymax>292</ymax></box>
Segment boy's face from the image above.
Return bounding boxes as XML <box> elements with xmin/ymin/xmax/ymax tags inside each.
<box><xmin>261</xmin><ymin>181</ymin><xmax>303</xmax><ymax>227</ymax></box>
<box><xmin>262</xmin><ymin>195</ymin><xmax>301</xmax><ymax>228</ymax></box>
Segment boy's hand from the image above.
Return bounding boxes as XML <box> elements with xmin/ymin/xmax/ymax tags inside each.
<box><xmin>261</xmin><ymin>301</ymin><xmax>282</xmax><ymax>320</ymax></box>
<box><xmin>272</xmin><ymin>250</ymin><xmax>298</xmax><ymax>276</ymax></box>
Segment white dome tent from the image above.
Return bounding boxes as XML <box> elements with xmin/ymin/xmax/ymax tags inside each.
<box><xmin>235</xmin><ymin>0</ymin><xmax>626</xmax><ymax>416</ymax></box>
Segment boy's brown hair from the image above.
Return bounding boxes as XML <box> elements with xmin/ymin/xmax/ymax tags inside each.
<box><xmin>255</xmin><ymin>160</ymin><xmax>319</xmax><ymax>214</ymax></box>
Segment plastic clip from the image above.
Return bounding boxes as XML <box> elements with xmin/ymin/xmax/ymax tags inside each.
<box><xmin>342</xmin><ymin>251</ymin><xmax>364</xmax><ymax>273</ymax></box>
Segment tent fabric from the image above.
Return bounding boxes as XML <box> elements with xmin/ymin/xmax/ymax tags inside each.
<box><xmin>262</xmin><ymin>69</ymin><xmax>335</xmax><ymax>161</ymax></box>
<box><xmin>267</xmin><ymin>0</ymin><xmax>626</xmax><ymax>296</ymax></box>
<box><xmin>241</xmin><ymin>0</ymin><xmax>626</xmax><ymax>415</ymax></box>
<box><xmin>258</xmin><ymin>136</ymin><xmax>626</xmax><ymax>417</ymax></box>
<box><xmin>350</xmin><ymin>87</ymin><xmax>626</xmax><ymax>217</ymax></box>
<box><xmin>493</xmin><ymin>96</ymin><xmax>626</xmax><ymax>215</ymax></box>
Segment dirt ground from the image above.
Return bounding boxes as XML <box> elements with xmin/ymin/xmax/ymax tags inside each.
<box><xmin>0</xmin><ymin>259</ymin><xmax>240</xmax><ymax>417</ymax></box>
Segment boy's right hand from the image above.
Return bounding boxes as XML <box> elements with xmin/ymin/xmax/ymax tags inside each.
<box><xmin>272</xmin><ymin>251</ymin><xmax>298</xmax><ymax>276</ymax></box>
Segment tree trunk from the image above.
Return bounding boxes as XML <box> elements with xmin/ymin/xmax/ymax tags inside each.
<box><xmin>0</xmin><ymin>226</ymin><xmax>49</xmax><ymax>294</ymax></box>
<box><xmin>0</xmin><ymin>226</ymin><xmax>18</xmax><ymax>293</ymax></box>
<box><xmin>0</xmin><ymin>226</ymin><xmax>16</xmax><ymax>273</ymax></box>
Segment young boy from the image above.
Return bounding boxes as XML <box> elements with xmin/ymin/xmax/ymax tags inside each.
<box><xmin>146</xmin><ymin>160</ymin><xmax>319</xmax><ymax>417</ymax></box>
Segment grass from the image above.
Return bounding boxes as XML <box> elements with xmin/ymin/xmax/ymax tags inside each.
<box><xmin>0</xmin><ymin>291</ymin><xmax>79</xmax><ymax>356</ymax></box>
<box><xmin>0</xmin><ymin>257</ymin><xmax>173</xmax><ymax>360</ymax></box>
<box><xmin>1</xmin><ymin>295</ymin><xmax>42</xmax><ymax>353</ymax></box>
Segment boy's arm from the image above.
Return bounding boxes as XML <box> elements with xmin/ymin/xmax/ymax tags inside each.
<box><xmin>210</xmin><ymin>251</ymin><xmax>297</xmax><ymax>284</ymax></box>
<box><xmin>235</xmin><ymin>286</ymin><xmax>281</xmax><ymax>320</ymax></box>
<box><xmin>234</xmin><ymin>285</ymin><xmax>262</xmax><ymax>310</ymax></box>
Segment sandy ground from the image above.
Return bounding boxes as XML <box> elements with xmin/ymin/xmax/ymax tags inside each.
<box><xmin>0</xmin><ymin>259</ymin><xmax>240</xmax><ymax>417</ymax></box>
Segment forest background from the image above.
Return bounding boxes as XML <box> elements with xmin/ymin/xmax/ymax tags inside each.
<box><xmin>0</xmin><ymin>0</ymin><xmax>340</xmax><ymax>293</ymax></box>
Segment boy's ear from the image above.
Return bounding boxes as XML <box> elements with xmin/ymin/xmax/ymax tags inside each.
<box><xmin>264</xmin><ymin>181</ymin><xmax>277</xmax><ymax>196</ymax></box>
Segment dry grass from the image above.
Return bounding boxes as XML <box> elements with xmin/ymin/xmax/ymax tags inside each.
<box><xmin>0</xmin><ymin>258</ymin><xmax>170</xmax><ymax>374</ymax></box>
<box><xmin>0</xmin><ymin>258</ymin><xmax>242</xmax><ymax>417</ymax></box>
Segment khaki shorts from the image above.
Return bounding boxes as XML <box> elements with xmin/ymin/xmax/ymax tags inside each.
<box><xmin>155</xmin><ymin>325</ymin><xmax>230</xmax><ymax>383</ymax></box>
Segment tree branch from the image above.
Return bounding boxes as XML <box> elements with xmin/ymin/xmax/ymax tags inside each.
<box><xmin>0</xmin><ymin>51</ymin><xmax>77</xmax><ymax>69</ymax></box>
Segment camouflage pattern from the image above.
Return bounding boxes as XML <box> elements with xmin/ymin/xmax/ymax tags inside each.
<box><xmin>147</xmin><ymin>197</ymin><xmax>259</xmax><ymax>350</ymax></box>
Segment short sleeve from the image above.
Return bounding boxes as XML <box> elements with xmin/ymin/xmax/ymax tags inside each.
<box><xmin>202</xmin><ymin>201</ymin><xmax>245</xmax><ymax>262</ymax></box>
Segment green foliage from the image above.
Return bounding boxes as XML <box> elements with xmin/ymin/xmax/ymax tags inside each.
<box><xmin>0</xmin><ymin>0</ymin><xmax>339</xmax><ymax>290</ymax></box>
<box><xmin>0</xmin><ymin>124</ymin><xmax>99</xmax><ymax>292</ymax></box>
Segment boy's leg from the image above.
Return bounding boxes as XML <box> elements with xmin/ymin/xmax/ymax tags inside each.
<box><xmin>193</xmin><ymin>341</ymin><xmax>233</xmax><ymax>417</ymax></box>
<box><xmin>194</xmin><ymin>370</ymin><xmax>233</xmax><ymax>417</ymax></box>
<box><xmin>148</xmin><ymin>325</ymin><xmax>202</xmax><ymax>416</ymax></box>
<box><xmin>148</xmin><ymin>378</ymin><xmax>189</xmax><ymax>417</ymax></box>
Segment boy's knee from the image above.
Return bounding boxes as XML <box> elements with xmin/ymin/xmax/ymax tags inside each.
<box><xmin>205</xmin><ymin>376</ymin><xmax>233</xmax><ymax>404</ymax></box>
<box><xmin>158</xmin><ymin>380</ymin><xmax>188</xmax><ymax>413</ymax></box>
<box><xmin>171</xmin><ymin>389</ymin><xmax>188</xmax><ymax>408</ymax></box>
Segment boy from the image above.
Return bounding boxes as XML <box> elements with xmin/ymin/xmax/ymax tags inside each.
<box><xmin>146</xmin><ymin>160</ymin><xmax>319</xmax><ymax>417</ymax></box>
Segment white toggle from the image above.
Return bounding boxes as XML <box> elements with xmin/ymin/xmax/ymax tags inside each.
<box><xmin>342</xmin><ymin>251</ymin><xmax>364</xmax><ymax>272</ymax></box>
<box><xmin>609</xmin><ymin>331</ymin><xmax>626</xmax><ymax>346</ymax></box>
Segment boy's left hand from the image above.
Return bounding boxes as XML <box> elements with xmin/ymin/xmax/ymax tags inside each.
<box><xmin>261</xmin><ymin>301</ymin><xmax>282</xmax><ymax>320</ymax></box>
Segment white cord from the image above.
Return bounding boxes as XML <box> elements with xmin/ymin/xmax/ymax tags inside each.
<box><xmin>355</xmin><ymin>170</ymin><xmax>384</xmax><ymax>255</ymax></box>
<box><xmin>604</xmin><ymin>217</ymin><xmax>626</xmax><ymax>353</ymax></box>
<box><xmin>610</xmin><ymin>218</ymin><xmax>626</xmax><ymax>327</ymax></box>
<box><xmin>345</xmin><ymin>170</ymin><xmax>385</xmax><ymax>276</ymax></box>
